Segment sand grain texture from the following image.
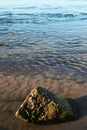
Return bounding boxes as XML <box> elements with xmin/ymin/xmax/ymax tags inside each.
<box><xmin>0</xmin><ymin>72</ymin><xmax>87</xmax><ymax>130</ymax></box>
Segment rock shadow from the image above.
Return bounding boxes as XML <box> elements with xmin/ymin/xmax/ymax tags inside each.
<box><xmin>75</xmin><ymin>95</ymin><xmax>87</xmax><ymax>118</ymax></box>
<box><xmin>0</xmin><ymin>126</ymin><xmax>8</xmax><ymax>130</ymax></box>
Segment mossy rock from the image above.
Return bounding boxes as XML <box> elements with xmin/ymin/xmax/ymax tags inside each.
<box><xmin>15</xmin><ymin>87</ymin><xmax>78</xmax><ymax>123</ymax></box>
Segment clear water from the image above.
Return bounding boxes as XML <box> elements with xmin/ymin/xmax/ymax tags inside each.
<box><xmin>0</xmin><ymin>0</ymin><xmax>87</xmax><ymax>75</ymax></box>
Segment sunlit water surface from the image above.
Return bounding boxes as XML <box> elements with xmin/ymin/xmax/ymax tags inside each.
<box><xmin>0</xmin><ymin>0</ymin><xmax>87</xmax><ymax>79</ymax></box>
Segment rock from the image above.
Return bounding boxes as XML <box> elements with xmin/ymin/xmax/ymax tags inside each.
<box><xmin>15</xmin><ymin>87</ymin><xmax>78</xmax><ymax>123</ymax></box>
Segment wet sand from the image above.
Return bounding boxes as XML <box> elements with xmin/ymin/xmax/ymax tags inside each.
<box><xmin>0</xmin><ymin>71</ymin><xmax>87</xmax><ymax>130</ymax></box>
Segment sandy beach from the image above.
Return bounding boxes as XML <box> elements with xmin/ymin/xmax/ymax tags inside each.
<box><xmin>0</xmin><ymin>0</ymin><xmax>87</xmax><ymax>129</ymax></box>
<box><xmin>0</xmin><ymin>71</ymin><xmax>87</xmax><ymax>130</ymax></box>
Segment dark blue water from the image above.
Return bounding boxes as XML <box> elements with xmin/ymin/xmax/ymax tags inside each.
<box><xmin>0</xmin><ymin>0</ymin><xmax>87</xmax><ymax>75</ymax></box>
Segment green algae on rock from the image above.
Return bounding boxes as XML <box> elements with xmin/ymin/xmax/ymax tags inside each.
<box><xmin>15</xmin><ymin>87</ymin><xmax>78</xmax><ymax>123</ymax></box>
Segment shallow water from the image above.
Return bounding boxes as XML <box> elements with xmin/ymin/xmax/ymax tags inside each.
<box><xmin>0</xmin><ymin>3</ymin><xmax>87</xmax><ymax>130</ymax></box>
<box><xmin>0</xmin><ymin>0</ymin><xmax>87</xmax><ymax>77</ymax></box>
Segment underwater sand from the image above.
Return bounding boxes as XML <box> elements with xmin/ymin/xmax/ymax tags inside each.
<box><xmin>0</xmin><ymin>70</ymin><xmax>87</xmax><ymax>130</ymax></box>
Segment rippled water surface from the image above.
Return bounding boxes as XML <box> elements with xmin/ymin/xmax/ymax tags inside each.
<box><xmin>0</xmin><ymin>0</ymin><xmax>87</xmax><ymax>76</ymax></box>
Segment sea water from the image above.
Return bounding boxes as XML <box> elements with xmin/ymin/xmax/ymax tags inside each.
<box><xmin>0</xmin><ymin>0</ymin><xmax>87</xmax><ymax>77</ymax></box>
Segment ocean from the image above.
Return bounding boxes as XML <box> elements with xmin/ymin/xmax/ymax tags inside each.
<box><xmin>0</xmin><ymin>0</ymin><xmax>87</xmax><ymax>78</ymax></box>
<box><xmin>0</xmin><ymin>2</ymin><xmax>87</xmax><ymax>130</ymax></box>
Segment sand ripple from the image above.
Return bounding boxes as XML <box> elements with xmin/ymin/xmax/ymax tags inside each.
<box><xmin>0</xmin><ymin>72</ymin><xmax>87</xmax><ymax>130</ymax></box>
